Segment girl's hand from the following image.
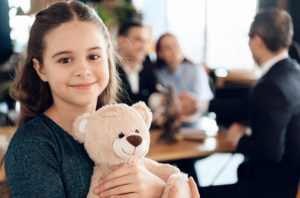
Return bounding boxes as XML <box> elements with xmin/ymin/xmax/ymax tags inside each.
<box><xmin>168</xmin><ymin>177</ymin><xmax>200</xmax><ymax>198</ymax></box>
<box><xmin>93</xmin><ymin>164</ymin><xmax>166</xmax><ymax>198</ymax></box>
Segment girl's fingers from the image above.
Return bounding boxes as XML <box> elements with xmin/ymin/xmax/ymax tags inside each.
<box><xmin>95</xmin><ymin>165</ymin><xmax>131</xmax><ymax>194</ymax></box>
<box><xmin>113</xmin><ymin>164</ymin><xmax>126</xmax><ymax>171</ymax></box>
<box><xmin>168</xmin><ymin>185</ymin><xmax>179</xmax><ymax>198</ymax></box>
<box><xmin>189</xmin><ymin>177</ymin><xmax>200</xmax><ymax>198</ymax></box>
<box><xmin>100</xmin><ymin>165</ymin><xmax>134</xmax><ymax>184</ymax></box>
<box><xmin>98</xmin><ymin>174</ymin><xmax>136</xmax><ymax>193</ymax></box>
<box><xmin>110</xmin><ymin>193</ymin><xmax>139</xmax><ymax>198</ymax></box>
<box><xmin>99</xmin><ymin>183</ymin><xmax>139</xmax><ymax>198</ymax></box>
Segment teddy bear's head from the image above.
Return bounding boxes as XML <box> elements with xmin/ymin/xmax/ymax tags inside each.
<box><xmin>72</xmin><ymin>102</ymin><xmax>152</xmax><ymax>165</ymax></box>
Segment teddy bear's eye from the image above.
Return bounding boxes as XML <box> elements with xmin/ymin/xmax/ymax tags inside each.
<box><xmin>135</xmin><ymin>130</ymin><xmax>139</xmax><ymax>133</ymax></box>
<box><xmin>119</xmin><ymin>133</ymin><xmax>125</xmax><ymax>138</ymax></box>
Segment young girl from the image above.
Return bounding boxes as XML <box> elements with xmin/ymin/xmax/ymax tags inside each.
<box><xmin>0</xmin><ymin>1</ymin><xmax>199</xmax><ymax>198</ymax></box>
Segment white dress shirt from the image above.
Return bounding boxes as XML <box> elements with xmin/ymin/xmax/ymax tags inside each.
<box><xmin>121</xmin><ymin>63</ymin><xmax>143</xmax><ymax>94</ymax></box>
<box><xmin>261</xmin><ymin>52</ymin><xmax>289</xmax><ymax>76</ymax></box>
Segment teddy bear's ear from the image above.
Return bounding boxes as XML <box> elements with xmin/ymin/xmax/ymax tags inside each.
<box><xmin>72</xmin><ymin>113</ymin><xmax>90</xmax><ymax>143</ymax></box>
<box><xmin>132</xmin><ymin>102</ymin><xmax>152</xmax><ymax>128</ymax></box>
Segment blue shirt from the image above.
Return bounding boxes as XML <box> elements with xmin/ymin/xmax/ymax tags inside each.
<box><xmin>154</xmin><ymin>61</ymin><xmax>214</xmax><ymax>100</ymax></box>
<box><xmin>5</xmin><ymin>114</ymin><xmax>94</xmax><ymax>197</ymax></box>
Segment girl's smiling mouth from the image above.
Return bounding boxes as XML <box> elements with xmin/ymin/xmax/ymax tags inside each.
<box><xmin>70</xmin><ymin>82</ymin><xmax>96</xmax><ymax>90</ymax></box>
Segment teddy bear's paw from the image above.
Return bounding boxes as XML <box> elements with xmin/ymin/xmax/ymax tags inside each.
<box><xmin>162</xmin><ymin>173</ymin><xmax>192</xmax><ymax>198</ymax></box>
<box><xmin>173</xmin><ymin>174</ymin><xmax>192</xmax><ymax>198</ymax></box>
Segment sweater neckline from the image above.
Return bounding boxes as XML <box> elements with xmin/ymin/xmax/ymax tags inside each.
<box><xmin>41</xmin><ymin>113</ymin><xmax>77</xmax><ymax>142</ymax></box>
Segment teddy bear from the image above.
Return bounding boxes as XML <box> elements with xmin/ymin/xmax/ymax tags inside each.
<box><xmin>72</xmin><ymin>102</ymin><xmax>192</xmax><ymax>198</ymax></box>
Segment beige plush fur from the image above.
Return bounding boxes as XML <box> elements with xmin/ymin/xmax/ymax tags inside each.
<box><xmin>72</xmin><ymin>102</ymin><xmax>191</xmax><ymax>198</ymax></box>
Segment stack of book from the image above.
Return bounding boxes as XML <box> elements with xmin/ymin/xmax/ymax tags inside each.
<box><xmin>179</xmin><ymin>116</ymin><xmax>219</xmax><ymax>141</ymax></box>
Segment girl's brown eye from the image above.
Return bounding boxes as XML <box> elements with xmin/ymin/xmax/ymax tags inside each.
<box><xmin>88</xmin><ymin>55</ymin><xmax>100</xmax><ymax>60</ymax></box>
<box><xmin>59</xmin><ymin>58</ymin><xmax>71</xmax><ymax>64</ymax></box>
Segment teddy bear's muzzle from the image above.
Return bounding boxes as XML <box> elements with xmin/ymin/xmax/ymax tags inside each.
<box><xmin>126</xmin><ymin>135</ymin><xmax>142</xmax><ymax>147</ymax></box>
<box><xmin>113</xmin><ymin>132</ymin><xmax>147</xmax><ymax>159</ymax></box>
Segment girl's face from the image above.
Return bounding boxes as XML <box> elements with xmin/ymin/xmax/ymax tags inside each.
<box><xmin>33</xmin><ymin>21</ymin><xmax>109</xmax><ymax>107</ymax></box>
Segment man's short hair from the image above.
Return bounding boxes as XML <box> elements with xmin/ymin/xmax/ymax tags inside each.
<box><xmin>118</xmin><ymin>21</ymin><xmax>142</xmax><ymax>37</ymax></box>
<box><xmin>250</xmin><ymin>8</ymin><xmax>294</xmax><ymax>52</ymax></box>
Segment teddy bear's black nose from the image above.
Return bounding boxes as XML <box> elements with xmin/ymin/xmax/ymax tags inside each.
<box><xmin>127</xmin><ymin>135</ymin><xmax>142</xmax><ymax>147</ymax></box>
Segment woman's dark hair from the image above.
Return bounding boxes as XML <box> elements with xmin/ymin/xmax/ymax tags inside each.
<box><xmin>154</xmin><ymin>33</ymin><xmax>191</xmax><ymax>69</ymax></box>
<box><xmin>0</xmin><ymin>1</ymin><xmax>121</xmax><ymax>197</ymax></box>
<box><xmin>249</xmin><ymin>8</ymin><xmax>293</xmax><ymax>52</ymax></box>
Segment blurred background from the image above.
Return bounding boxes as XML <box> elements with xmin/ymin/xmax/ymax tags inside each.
<box><xmin>1</xmin><ymin>0</ymin><xmax>300</xmax><ymax>190</ymax></box>
<box><xmin>0</xmin><ymin>0</ymin><xmax>300</xmax><ymax>131</ymax></box>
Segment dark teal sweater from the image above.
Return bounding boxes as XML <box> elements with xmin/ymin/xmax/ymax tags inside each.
<box><xmin>5</xmin><ymin>114</ymin><xmax>94</xmax><ymax>197</ymax></box>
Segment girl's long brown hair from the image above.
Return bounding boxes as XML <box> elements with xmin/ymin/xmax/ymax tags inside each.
<box><xmin>0</xmin><ymin>1</ymin><xmax>121</xmax><ymax>197</ymax></box>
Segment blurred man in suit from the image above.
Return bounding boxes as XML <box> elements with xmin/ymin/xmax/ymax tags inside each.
<box><xmin>226</xmin><ymin>8</ymin><xmax>300</xmax><ymax>198</ymax></box>
<box><xmin>117</xmin><ymin>21</ymin><xmax>157</xmax><ymax>106</ymax></box>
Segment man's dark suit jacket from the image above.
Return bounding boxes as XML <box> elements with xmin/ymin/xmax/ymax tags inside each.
<box><xmin>117</xmin><ymin>56</ymin><xmax>157</xmax><ymax>106</ymax></box>
<box><xmin>237</xmin><ymin>57</ymin><xmax>300</xmax><ymax>198</ymax></box>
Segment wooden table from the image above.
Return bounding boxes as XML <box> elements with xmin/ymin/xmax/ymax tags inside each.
<box><xmin>146</xmin><ymin>129</ymin><xmax>235</xmax><ymax>186</ymax></box>
<box><xmin>147</xmin><ymin>130</ymin><xmax>235</xmax><ymax>162</ymax></box>
<box><xmin>0</xmin><ymin>127</ymin><xmax>15</xmax><ymax>180</ymax></box>
<box><xmin>0</xmin><ymin>126</ymin><xmax>14</xmax><ymax>138</ymax></box>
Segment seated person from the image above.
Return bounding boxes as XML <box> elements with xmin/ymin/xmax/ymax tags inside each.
<box><xmin>201</xmin><ymin>8</ymin><xmax>300</xmax><ymax>198</ymax></box>
<box><xmin>117</xmin><ymin>21</ymin><xmax>157</xmax><ymax>106</ymax></box>
<box><xmin>150</xmin><ymin>34</ymin><xmax>214</xmax><ymax>186</ymax></box>
<box><xmin>226</xmin><ymin>8</ymin><xmax>300</xmax><ymax>198</ymax></box>
<box><xmin>153</xmin><ymin>33</ymin><xmax>213</xmax><ymax>116</ymax></box>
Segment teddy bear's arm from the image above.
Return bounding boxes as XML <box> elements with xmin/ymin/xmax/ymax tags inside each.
<box><xmin>142</xmin><ymin>157</ymin><xmax>181</xmax><ymax>182</ymax></box>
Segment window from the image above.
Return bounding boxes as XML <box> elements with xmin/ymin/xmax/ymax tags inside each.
<box><xmin>141</xmin><ymin>0</ymin><xmax>258</xmax><ymax>70</ymax></box>
<box><xmin>205</xmin><ymin>0</ymin><xmax>257</xmax><ymax>70</ymax></box>
<box><xmin>168</xmin><ymin>0</ymin><xmax>206</xmax><ymax>65</ymax></box>
<box><xmin>8</xmin><ymin>0</ymin><xmax>31</xmax><ymax>53</ymax></box>
<box><xmin>168</xmin><ymin>0</ymin><xmax>257</xmax><ymax>70</ymax></box>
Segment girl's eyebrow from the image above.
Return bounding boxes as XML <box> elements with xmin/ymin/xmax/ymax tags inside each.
<box><xmin>51</xmin><ymin>47</ymin><xmax>102</xmax><ymax>59</ymax></box>
<box><xmin>52</xmin><ymin>51</ymin><xmax>72</xmax><ymax>59</ymax></box>
<box><xmin>88</xmin><ymin>46</ymin><xmax>102</xmax><ymax>51</ymax></box>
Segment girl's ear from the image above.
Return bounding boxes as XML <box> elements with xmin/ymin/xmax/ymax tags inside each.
<box><xmin>72</xmin><ymin>113</ymin><xmax>90</xmax><ymax>143</ymax></box>
<box><xmin>32</xmin><ymin>58</ymin><xmax>48</xmax><ymax>82</ymax></box>
<box><xmin>132</xmin><ymin>102</ymin><xmax>152</xmax><ymax>129</ymax></box>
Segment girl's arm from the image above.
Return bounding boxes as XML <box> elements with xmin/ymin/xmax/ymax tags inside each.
<box><xmin>94</xmin><ymin>164</ymin><xmax>166</xmax><ymax>198</ymax></box>
<box><xmin>93</xmin><ymin>158</ymin><xmax>181</xmax><ymax>198</ymax></box>
<box><xmin>5</xmin><ymin>127</ymin><xmax>66</xmax><ymax>197</ymax></box>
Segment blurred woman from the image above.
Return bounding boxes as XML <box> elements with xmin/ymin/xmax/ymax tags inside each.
<box><xmin>154</xmin><ymin>33</ymin><xmax>213</xmax><ymax>115</ymax></box>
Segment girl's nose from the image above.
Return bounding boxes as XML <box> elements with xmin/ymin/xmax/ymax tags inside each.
<box><xmin>74</xmin><ymin>61</ymin><xmax>91</xmax><ymax>77</ymax></box>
